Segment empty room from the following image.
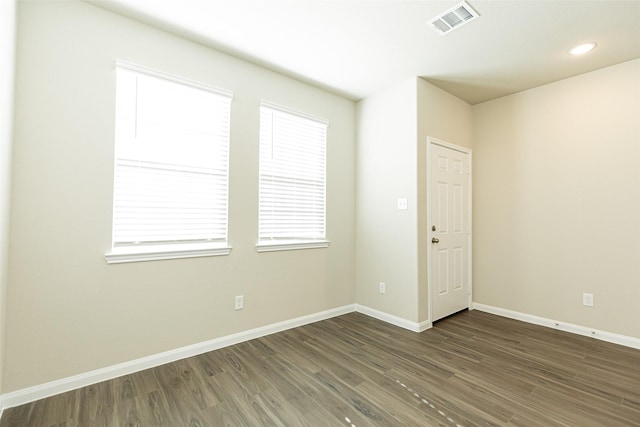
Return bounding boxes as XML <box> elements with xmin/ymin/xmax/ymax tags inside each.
<box><xmin>0</xmin><ymin>0</ymin><xmax>639</xmax><ymax>425</ymax></box>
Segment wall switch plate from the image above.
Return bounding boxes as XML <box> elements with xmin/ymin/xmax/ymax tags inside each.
<box><xmin>582</xmin><ymin>293</ymin><xmax>594</xmax><ymax>307</ymax></box>
<box><xmin>235</xmin><ymin>295</ymin><xmax>244</xmax><ymax>310</ymax></box>
<box><xmin>397</xmin><ymin>198</ymin><xmax>408</xmax><ymax>210</ymax></box>
<box><xmin>379</xmin><ymin>282</ymin><xmax>386</xmax><ymax>294</ymax></box>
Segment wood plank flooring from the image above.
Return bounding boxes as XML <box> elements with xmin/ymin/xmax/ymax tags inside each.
<box><xmin>2</xmin><ymin>310</ymin><xmax>640</xmax><ymax>426</ymax></box>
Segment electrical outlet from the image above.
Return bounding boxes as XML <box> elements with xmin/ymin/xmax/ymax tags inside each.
<box><xmin>235</xmin><ymin>295</ymin><xmax>244</xmax><ymax>310</ymax></box>
<box><xmin>582</xmin><ymin>293</ymin><xmax>593</xmax><ymax>307</ymax></box>
<box><xmin>397</xmin><ymin>198</ymin><xmax>408</xmax><ymax>210</ymax></box>
<box><xmin>379</xmin><ymin>282</ymin><xmax>386</xmax><ymax>294</ymax></box>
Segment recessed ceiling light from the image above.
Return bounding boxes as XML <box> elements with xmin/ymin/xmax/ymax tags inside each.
<box><xmin>568</xmin><ymin>42</ymin><xmax>597</xmax><ymax>56</ymax></box>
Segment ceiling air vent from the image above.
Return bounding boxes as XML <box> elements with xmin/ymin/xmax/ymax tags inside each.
<box><xmin>429</xmin><ymin>1</ymin><xmax>479</xmax><ymax>35</ymax></box>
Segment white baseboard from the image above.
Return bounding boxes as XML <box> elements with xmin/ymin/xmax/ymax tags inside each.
<box><xmin>0</xmin><ymin>303</ymin><xmax>434</xmax><ymax>412</ymax></box>
<box><xmin>355</xmin><ymin>304</ymin><xmax>431</xmax><ymax>332</ymax></box>
<box><xmin>5</xmin><ymin>302</ymin><xmax>636</xmax><ymax>415</ymax></box>
<box><xmin>473</xmin><ymin>303</ymin><xmax>640</xmax><ymax>350</ymax></box>
<box><xmin>1</xmin><ymin>304</ymin><xmax>356</xmax><ymax>411</ymax></box>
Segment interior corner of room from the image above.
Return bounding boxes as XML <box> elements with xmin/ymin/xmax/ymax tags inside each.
<box><xmin>0</xmin><ymin>0</ymin><xmax>639</xmax><ymax>420</ymax></box>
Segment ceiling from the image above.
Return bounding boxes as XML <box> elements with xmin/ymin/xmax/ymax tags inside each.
<box><xmin>90</xmin><ymin>0</ymin><xmax>640</xmax><ymax>104</ymax></box>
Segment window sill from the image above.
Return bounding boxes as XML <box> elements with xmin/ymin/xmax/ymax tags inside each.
<box><xmin>105</xmin><ymin>243</ymin><xmax>232</xmax><ymax>264</ymax></box>
<box><xmin>256</xmin><ymin>240</ymin><xmax>330</xmax><ymax>253</ymax></box>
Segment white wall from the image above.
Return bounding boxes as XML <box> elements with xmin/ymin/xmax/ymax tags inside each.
<box><xmin>0</xmin><ymin>0</ymin><xmax>17</xmax><ymax>396</ymax></box>
<box><xmin>6</xmin><ymin>0</ymin><xmax>639</xmax><ymax>399</ymax></box>
<box><xmin>416</xmin><ymin>79</ymin><xmax>473</xmax><ymax>322</ymax></box>
<box><xmin>473</xmin><ymin>59</ymin><xmax>640</xmax><ymax>338</ymax></box>
<box><xmin>4</xmin><ymin>0</ymin><xmax>355</xmax><ymax>392</ymax></box>
<box><xmin>355</xmin><ymin>78</ymin><xmax>473</xmax><ymax>325</ymax></box>
<box><xmin>355</xmin><ymin>78</ymin><xmax>419</xmax><ymax>322</ymax></box>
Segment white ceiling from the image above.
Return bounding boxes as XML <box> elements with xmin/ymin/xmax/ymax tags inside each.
<box><xmin>90</xmin><ymin>0</ymin><xmax>640</xmax><ymax>104</ymax></box>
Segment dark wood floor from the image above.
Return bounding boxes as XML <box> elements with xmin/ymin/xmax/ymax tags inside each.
<box><xmin>2</xmin><ymin>310</ymin><xmax>640</xmax><ymax>426</ymax></box>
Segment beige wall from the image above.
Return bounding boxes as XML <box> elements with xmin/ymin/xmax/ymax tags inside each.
<box><xmin>473</xmin><ymin>58</ymin><xmax>640</xmax><ymax>338</ymax></box>
<box><xmin>5</xmin><ymin>0</ymin><xmax>639</xmax><ymax>398</ymax></box>
<box><xmin>5</xmin><ymin>1</ymin><xmax>355</xmax><ymax>392</ymax></box>
<box><xmin>417</xmin><ymin>79</ymin><xmax>473</xmax><ymax>322</ymax></box>
<box><xmin>355</xmin><ymin>78</ymin><xmax>419</xmax><ymax>321</ymax></box>
<box><xmin>0</xmin><ymin>0</ymin><xmax>17</xmax><ymax>396</ymax></box>
<box><xmin>355</xmin><ymin>78</ymin><xmax>472</xmax><ymax>325</ymax></box>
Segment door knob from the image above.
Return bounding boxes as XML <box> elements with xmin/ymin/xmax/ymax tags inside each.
<box><xmin>432</xmin><ymin>237</ymin><xmax>439</xmax><ymax>244</ymax></box>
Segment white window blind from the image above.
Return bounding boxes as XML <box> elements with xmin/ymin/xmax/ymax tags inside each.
<box><xmin>258</xmin><ymin>102</ymin><xmax>328</xmax><ymax>247</ymax></box>
<box><xmin>111</xmin><ymin>61</ymin><xmax>232</xmax><ymax>252</ymax></box>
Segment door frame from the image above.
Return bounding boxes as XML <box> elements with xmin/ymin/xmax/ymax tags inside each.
<box><xmin>426</xmin><ymin>137</ymin><xmax>473</xmax><ymax>323</ymax></box>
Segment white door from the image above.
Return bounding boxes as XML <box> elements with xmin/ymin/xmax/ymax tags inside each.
<box><xmin>429</xmin><ymin>140</ymin><xmax>471</xmax><ymax>322</ymax></box>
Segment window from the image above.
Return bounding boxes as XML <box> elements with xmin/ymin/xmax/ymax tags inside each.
<box><xmin>257</xmin><ymin>102</ymin><xmax>329</xmax><ymax>252</ymax></box>
<box><xmin>106</xmin><ymin>61</ymin><xmax>232</xmax><ymax>264</ymax></box>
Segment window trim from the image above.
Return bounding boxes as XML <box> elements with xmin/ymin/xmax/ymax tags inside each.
<box><xmin>115</xmin><ymin>60</ymin><xmax>233</xmax><ymax>99</ymax></box>
<box><xmin>105</xmin><ymin>243</ymin><xmax>232</xmax><ymax>264</ymax></box>
<box><xmin>259</xmin><ymin>100</ymin><xmax>329</xmax><ymax>127</ymax></box>
<box><xmin>255</xmin><ymin>240</ymin><xmax>329</xmax><ymax>253</ymax></box>
<box><xmin>256</xmin><ymin>101</ymin><xmax>329</xmax><ymax>252</ymax></box>
<box><xmin>106</xmin><ymin>60</ymin><xmax>233</xmax><ymax>263</ymax></box>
